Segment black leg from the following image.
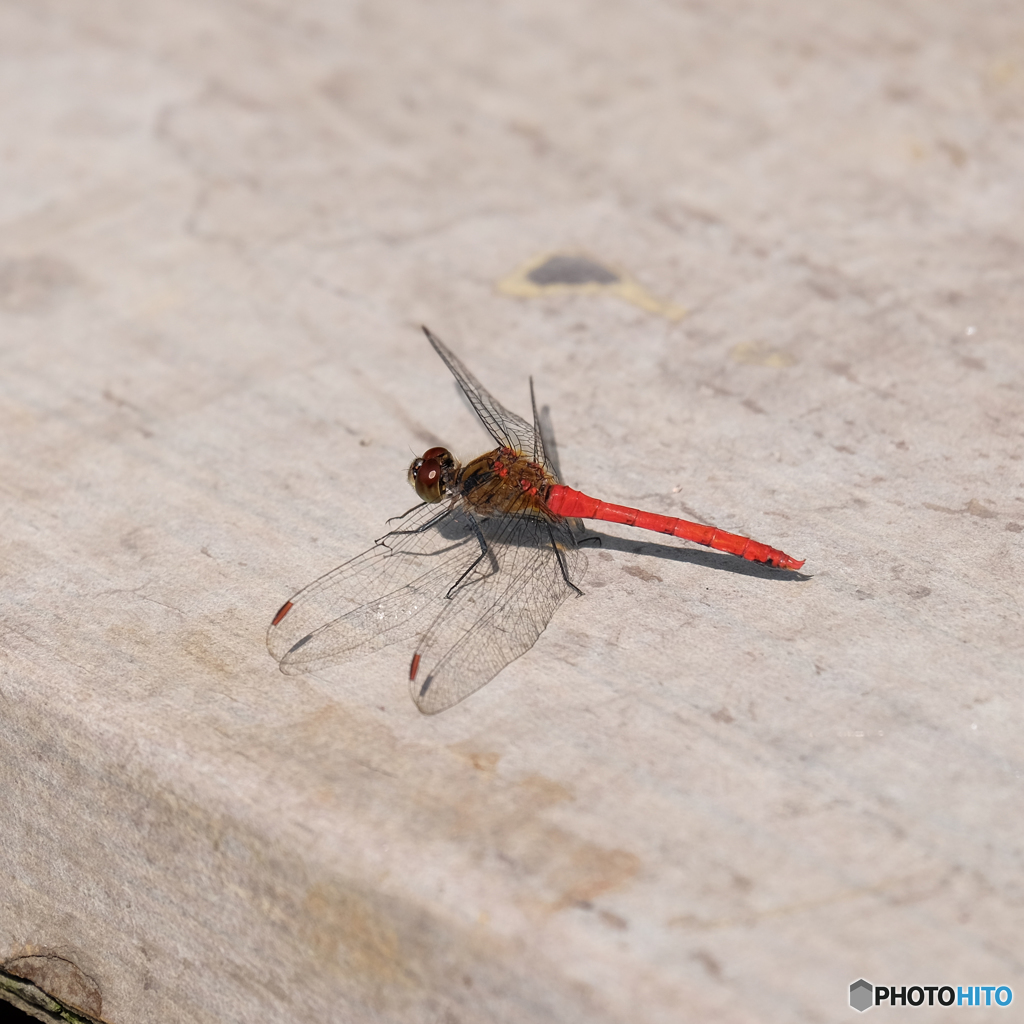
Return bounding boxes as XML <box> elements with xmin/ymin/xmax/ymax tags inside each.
<box><xmin>444</xmin><ymin>516</ymin><xmax>491</xmax><ymax>598</ymax></box>
<box><xmin>386</xmin><ymin>501</ymin><xmax>428</xmax><ymax>525</ymax></box>
<box><xmin>380</xmin><ymin>506</ymin><xmax>451</xmax><ymax>544</ymax></box>
<box><xmin>547</xmin><ymin>524</ymin><xmax>584</xmax><ymax>596</ymax></box>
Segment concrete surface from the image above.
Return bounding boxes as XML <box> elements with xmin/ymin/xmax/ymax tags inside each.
<box><xmin>1</xmin><ymin>1</ymin><xmax>1021</xmax><ymax>1022</ymax></box>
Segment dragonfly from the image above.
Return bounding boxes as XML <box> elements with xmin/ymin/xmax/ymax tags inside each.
<box><xmin>268</xmin><ymin>327</ymin><xmax>805</xmax><ymax>714</ymax></box>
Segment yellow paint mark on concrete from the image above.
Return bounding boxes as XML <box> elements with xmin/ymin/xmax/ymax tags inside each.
<box><xmin>731</xmin><ymin>342</ymin><xmax>796</xmax><ymax>368</ymax></box>
<box><xmin>499</xmin><ymin>251</ymin><xmax>686</xmax><ymax>320</ymax></box>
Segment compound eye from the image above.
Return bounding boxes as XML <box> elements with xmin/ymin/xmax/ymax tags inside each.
<box><xmin>409</xmin><ymin>448</ymin><xmax>451</xmax><ymax>502</ymax></box>
<box><xmin>416</xmin><ymin>458</ymin><xmax>443</xmax><ymax>501</ymax></box>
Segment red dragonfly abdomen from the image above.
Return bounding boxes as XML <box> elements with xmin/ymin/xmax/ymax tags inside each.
<box><xmin>546</xmin><ymin>485</ymin><xmax>805</xmax><ymax>570</ymax></box>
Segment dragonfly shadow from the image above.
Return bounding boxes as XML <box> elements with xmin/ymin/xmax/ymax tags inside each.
<box><xmin>579</xmin><ymin>530</ymin><xmax>811</xmax><ymax>581</ymax></box>
<box><xmin>423</xmin><ymin>511</ymin><xmax>807</xmax><ymax>579</ymax></box>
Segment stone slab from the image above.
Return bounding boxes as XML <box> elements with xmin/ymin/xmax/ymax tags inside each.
<box><xmin>1</xmin><ymin>2</ymin><xmax>1021</xmax><ymax>1022</ymax></box>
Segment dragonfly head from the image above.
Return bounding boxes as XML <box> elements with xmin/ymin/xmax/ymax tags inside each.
<box><xmin>409</xmin><ymin>446</ymin><xmax>458</xmax><ymax>503</ymax></box>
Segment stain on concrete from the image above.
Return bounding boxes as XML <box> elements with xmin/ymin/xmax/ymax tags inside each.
<box><xmin>499</xmin><ymin>251</ymin><xmax>685</xmax><ymax>319</ymax></box>
<box><xmin>622</xmin><ymin>564</ymin><xmax>663</xmax><ymax>583</ymax></box>
<box><xmin>0</xmin><ymin>255</ymin><xmax>79</xmax><ymax>313</ymax></box>
<box><xmin>302</xmin><ymin>882</ymin><xmax>418</xmax><ymax>1001</ymax></box>
<box><xmin>924</xmin><ymin>499</ymin><xmax>998</xmax><ymax>518</ymax></box>
<box><xmin>526</xmin><ymin>254</ymin><xmax>619</xmax><ymax>286</ymax></box>
<box><xmin>548</xmin><ymin>844</ymin><xmax>641</xmax><ymax>911</ymax></box>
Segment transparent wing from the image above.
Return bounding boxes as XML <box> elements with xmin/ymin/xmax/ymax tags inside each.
<box><xmin>422</xmin><ymin>326</ymin><xmax>541</xmax><ymax>458</ymax></box>
<box><xmin>267</xmin><ymin>503</ymin><xmax>483</xmax><ymax>672</ymax></box>
<box><xmin>409</xmin><ymin>500</ymin><xmax>586</xmax><ymax>714</ymax></box>
<box><xmin>529</xmin><ymin>378</ymin><xmax>549</xmax><ymax>468</ymax></box>
<box><xmin>532</xmin><ymin>377</ymin><xmax>591</xmax><ymax>537</ymax></box>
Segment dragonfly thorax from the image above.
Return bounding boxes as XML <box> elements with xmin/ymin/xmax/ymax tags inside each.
<box><xmin>457</xmin><ymin>448</ymin><xmax>558</xmax><ymax>519</ymax></box>
<box><xmin>409</xmin><ymin>446</ymin><xmax>460</xmax><ymax>503</ymax></box>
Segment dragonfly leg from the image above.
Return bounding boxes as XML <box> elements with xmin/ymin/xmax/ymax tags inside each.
<box><xmin>444</xmin><ymin>516</ymin><xmax>491</xmax><ymax>599</ymax></box>
<box><xmin>386</xmin><ymin>501</ymin><xmax>428</xmax><ymax>525</ymax></box>
<box><xmin>379</xmin><ymin>506</ymin><xmax>451</xmax><ymax>544</ymax></box>
<box><xmin>547</xmin><ymin>524</ymin><xmax>584</xmax><ymax>596</ymax></box>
